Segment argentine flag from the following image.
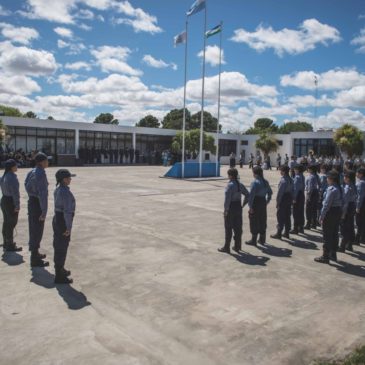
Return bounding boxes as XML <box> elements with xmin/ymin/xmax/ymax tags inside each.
<box><xmin>186</xmin><ymin>0</ymin><xmax>206</xmax><ymax>17</ymax></box>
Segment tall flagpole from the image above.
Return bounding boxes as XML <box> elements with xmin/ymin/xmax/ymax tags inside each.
<box><xmin>216</xmin><ymin>21</ymin><xmax>223</xmax><ymax>177</ymax></box>
<box><xmin>199</xmin><ymin>2</ymin><xmax>207</xmax><ymax>177</ymax></box>
<box><xmin>182</xmin><ymin>20</ymin><xmax>188</xmax><ymax>179</ymax></box>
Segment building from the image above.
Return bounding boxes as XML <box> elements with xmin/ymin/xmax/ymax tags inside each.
<box><xmin>1</xmin><ymin>116</ymin><xmax>364</xmax><ymax>166</ymax></box>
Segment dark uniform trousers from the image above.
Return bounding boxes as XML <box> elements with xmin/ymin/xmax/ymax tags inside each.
<box><xmin>277</xmin><ymin>192</ymin><xmax>292</xmax><ymax>234</ymax></box>
<box><xmin>224</xmin><ymin>201</ymin><xmax>242</xmax><ymax>249</ymax></box>
<box><xmin>1</xmin><ymin>196</ymin><xmax>19</xmax><ymax>246</ymax></box>
<box><xmin>306</xmin><ymin>189</ymin><xmax>319</xmax><ymax>226</ymax></box>
<box><xmin>249</xmin><ymin>196</ymin><xmax>267</xmax><ymax>235</ymax></box>
<box><xmin>323</xmin><ymin>207</ymin><xmax>342</xmax><ymax>255</ymax></box>
<box><xmin>53</xmin><ymin>212</ymin><xmax>71</xmax><ymax>270</ymax></box>
<box><xmin>341</xmin><ymin>202</ymin><xmax>356</xmax><ymax>245</ymax></box>
<box><xmin>28</xmin><ymin>196</ymin><xmax>45</xmax><ymax>251</ymax></box>
<box><xmin>356</xmin><ymin>200</ymin><xmax>365</xmax><ymax>244</ymax></box>
<box><xmin>293</xmin><ymin>191</ymin><xmax>305</xmax><ymax>229</ymax></box>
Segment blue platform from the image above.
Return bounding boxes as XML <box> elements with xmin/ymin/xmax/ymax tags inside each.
<box><xmin>164</xmin><ymin>162</ymin><xmax>220</xmax><ymax>178</ymax></box>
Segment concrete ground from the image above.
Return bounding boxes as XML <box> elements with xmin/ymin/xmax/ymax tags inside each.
<box><xmin>1</xmin><ymin>165</ymin><xmax>365</xmax><ymax>365</ymax></box>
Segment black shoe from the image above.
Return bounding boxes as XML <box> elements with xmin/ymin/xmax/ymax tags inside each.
<box><xmin>329</xmin><ymin>251</ymin><xmax>337</xmax><ymax>262</ymax></box>
<box><xmin>299</xmin><ymin>227</ymin><xmax>304</xmax><ymax>234</ymax></box>
<box><xmin>218</xmin><ymin>246</ymin><xmax>230</xmax><ymax>254</ymax></box>
<box><xmin>6</xmin><ymin>243</ymin><xmax>22</xmax><ymax>252</ymax></box>
<box><xmin>31</xmin><ymin>259</ymin><xmax>49</xmax><ymax>268</ymax></box>
<box><xmin>283</xmin><ymin>232</ymin><xmax>290</xmax><ymax>239</ymax></box>
<box><xmin>304</xmin><ymin>224</ymin><xmax>311</xmax><ymax>230</ymax></box>
<box><xmin>35</xmin><ymin>250</ymin><xmax>47</xmax><ymax>259</ymax></box>
<box><xmin>55</xmin><ymin>275</ymin><xmax>73</xmax><ymax>284</ymax></box>
<box><xmin>289</xmin><ymin>229</ymin><xmax>298</xmax><ymax>235</ymax></box>
<box><xmin>245</xmin><ymin>240</ymin><xmax>257</xmax><ymax>247</ymax></box>
<box><xmin>314</xmin><ymin>256</ymin><xmax>329</xmax><ymax>264</ymax></box>
<box><xmin>270</xmin><ymin>233</ymin><xmax>282</xmax><ymax>240</ymax></box>
<box><xmin>61</xmin><ymin>268</ymin><xmax>71</xmax><ymax>277</ymax></box>
<box><xmin>259</xmin><ymin>234</ymin><xmax>266</xmax><ymax>245</ymax></box>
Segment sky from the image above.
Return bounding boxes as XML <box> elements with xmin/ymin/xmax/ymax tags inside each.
<box><xmin>0</xmin><ymin>0</ymin><xmax>364</xmax><ymax>132</ymax></box>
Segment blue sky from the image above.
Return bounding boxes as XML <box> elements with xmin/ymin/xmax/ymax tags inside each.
<box><xmin>0</xmin><ymin>0</ymin><xmax>364</xmax><ymax>132</ymax></box>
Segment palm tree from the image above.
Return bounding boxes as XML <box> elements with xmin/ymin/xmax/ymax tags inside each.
<box><xmin>255</xmin><ymin>132</ymin><xmax>279</xmax><ymax>156</ymax></box>
<box><xmin>334</xmin><ymin>124</ymin><xmax>364</xmax><ymax>158</ymax></box>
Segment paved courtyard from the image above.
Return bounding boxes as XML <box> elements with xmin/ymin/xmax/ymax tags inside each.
<box><xmin>1</xmin><ymin>165</ymin><xmax>365</xmax><ymax>365</ymax></box>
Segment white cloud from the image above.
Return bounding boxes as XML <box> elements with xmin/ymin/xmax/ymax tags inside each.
<box><xmin>75</xmin><ymin>8</ymin><xmax>94</xmax><ymax>20</ymax></box>
<box><xmin>197</xmin><ymin>45</ymin><xmax>225</xmax><ymax>67</ymax></box>
<box><xmin>334</xmin><ymin>86</ymin><xmax>365</xmax><ymax>108</ymax></box>
<box><xmin>0</xmin><ymin>5</ymin><xmax>11</xmax><ymax>16</ymax></box>
<box><xmin>91</xmin><ymin>45</ymin><xmax>142</xmax><ymax>76</ymax></box>
<box><xmin>0</xmin><ymin>22</ymin><xmax>39</xmax><ymax>45</ymax></box>
<box><xmin>65</xmin><ymin>61</ymin><xmax>91</xmax><ymax>71</ymax></box>
<box><xmin>142</xmin><ymin>55</ymin><xmax>177</xmax><ymax>70</ymax></box>
<box><xmin>0</xmin><ymin>41</ymin><xmax>58</xmax><ymax>76</ymax></box>
<box><xmin>317</xmin><ymin>108</ymin><xmax>365</xmax><ymax>130</ymax></box>
<box><xmin>57</xmin><ymin>39</ymin><xmax>86</xmax><ymax>55</ymax></box>
<box><xmin>0</xmin><ymin>74</ymin><xmax>41</xmax><ymax>95</ymax></box>
<box><xmin>231</xmin><ymin>18</ymin><xmax>341</xmax><ymax>56</ymax></box>
<box><xmin>351</xmin><ymin>28</ymin><xmax>365</xmax><ymax>53</ymax></box>
<box><xmin>54</xmin><ymin>26</ymin><xmax>73</xmax><ymax>38</ymax></box>
<box><xmin>281</xmin><ymin>68</ymin><xmax>365</xmax><ymax>90</ymax></box>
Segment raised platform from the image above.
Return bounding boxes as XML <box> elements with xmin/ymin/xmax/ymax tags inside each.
<box><xmin>164</xmin><ymin>162</ymin><xmax>220</xmax><ymax>178</ymax></box>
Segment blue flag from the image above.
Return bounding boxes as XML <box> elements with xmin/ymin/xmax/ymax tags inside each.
<box><xmin>187</xmin><ymin>0</ymin><xmax>206</xmax><ymax>17</ymax></box>
<box><xmin>174</xmin><ymin>31</ymin><xmax>187</xmax><ymax>47</ymax></box>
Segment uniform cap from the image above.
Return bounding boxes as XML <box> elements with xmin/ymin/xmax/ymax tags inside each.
<box><xmin>55</xmin><ymin>169</ymin><xmax>76</xmax><ymax>182</ymax></box>
<box><xmin>4</xmin><ymin>159</ymin><xmax>17</xmax><ymax>169</ymax></box>
<box><xmin>34</xmin><ymin>152</ymin><xmax>48</xmax><ymax>163</ymax></box>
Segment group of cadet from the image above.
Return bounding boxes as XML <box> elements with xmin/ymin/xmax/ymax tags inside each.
<box><xmin>220</xmin><ymin>162</ymin><xmax>365</xmax><ymax>265</ymax></box>
<box><xmin>0</xmin><ymin>153</ymin><xmax>76</xmax><ymax>284</ymax></box>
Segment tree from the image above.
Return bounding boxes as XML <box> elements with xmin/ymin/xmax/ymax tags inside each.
<box><xmin>162</xmin><ymin>108</ymin><xmax>191</xmax><ymax>130</ymax></box>
<box><xmin>278</xmin><ymin>121</ymin><xmax>313</xmax><ymax>134</ymax></box>
<box><xmin>94</xmin><ymin>113</ymin><xmax>119</xmax><ymax>125</ymax></box>
<box><xmin>136</xmin><ymin>115</ymin><xmax>160</xmax><ymax>128</ymax></box>
<box><xmin>255</xmin><ymin>133</ymin><xmax>279</xmax><ymax>155</ymax></box>
<box><xmin>0</xmin><ymin>105</ymin><xmax>22</xmax><ymax>117</ymax></box>
<box><xmin>47</xmin><ymin>116</ymin><xmax>54</xmax><ymax>120</ymax></box>
<box><xmin>171</xmin><ymin>129</ymin><xmax>216</xmax><ymax>155</ymax></box>
<box><xmin>245</xmin><ymin>118</ymin><xmax>278</xmax><ymax>134</ymax></box>
<box><xmin>334</xmin><ymin>124</ymin><xmax>364</xmax><ymax>158</ymax></box>
<box><xmin>190</xmin><ymin>111</ymin><xmax>221</xmax><ymax>132</ymax></box>
<box><xmin>24</xmin><ymin>111</ymin><xmax>37</xmax><ymax>118</ymax></box>
<box><xmin>0</xmin><ymin>119</ymin><xmax>6</xmax><ymax>143</ymax></box>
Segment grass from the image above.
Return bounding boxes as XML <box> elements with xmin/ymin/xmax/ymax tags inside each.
<box><xmin>314</xmin><ymin>346</ymin><xmax>365</xmax><ymax>365</ymax></box>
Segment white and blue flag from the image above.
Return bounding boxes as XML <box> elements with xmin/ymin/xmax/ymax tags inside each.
<box><xmin>186</xmin><ymin>0</ymin><xmax>206</xmax><ymax>17</ymax></box>
<box><xmin>174</xmin><ymin>31</ymin><xmax>187</xmax><ymax>47</ymax></box>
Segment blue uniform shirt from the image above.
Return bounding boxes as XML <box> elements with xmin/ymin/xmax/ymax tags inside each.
<box><xmin>277</xmin><ymin>175</ymin><xmax>293</xmax><ymax>205</ymax></box>
<box><xmin>320</xmin><ymin>185</ymin><xmax>343</xmax><ymax>220</ymax></box>
<box><xmin>0</xmin><ymin>172</ymin><xmax>20</xmax><ymax>209</ymax></box>
<box><xmin>25</xmin><ymin>167</ymin><xmax>49</xmax><ymax>216</ymax></box>
<box><xmin>248</xmin><ymin>178</ymin><xmax>273</xmax><ymax>209</ymax></box>
<box><xmin>224</xmin><ymin>180</ymin><xmax>249</xmax><ymax>211</ymax></box>
<box><xmin>54</xmin><ymin>185</ymin><xmax>76</xmax><ymax>231</ymax></box>
<box><xmin>342</xmin><ymin>183</ymin><xmax>357</xmax><ymax>216</ymax></box>
<box><xmin>305</xmin><ymin>173</ymin><xmax>320</xmax><ymax>194</ymax></box>
<box><xmin>293</xmin><ymin>173</ymin><xmax>305</xmax><ymax>201</ymax></box>
<box><xmin>319</xmin><ymin>174</ymin><xmax>328</xmax><ymax>196</ymax></box>
<box><xmin>289</xmin><ymin>160</ymin><xmax>297</xmax><ymax>169</ymax></box>
<box><xmin>356</xmin><ymin>178</ymin><xmax>365</xmax><ymax>211</ymax></box>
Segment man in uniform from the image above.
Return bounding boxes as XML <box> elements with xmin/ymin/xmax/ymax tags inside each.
<box><xmin>305</xmin><ymin>164</ymin><xmax>320</xmax><ymax>230</ymax></box>
<box><xmin>355</xmin><ymin>167</ymin><xmax>365</xmax><ymax>245</ymax></box>
<box><xmin>291</xmin><ymin>165</ymin><xmax>305</xmax><ymax>234</ymax></box>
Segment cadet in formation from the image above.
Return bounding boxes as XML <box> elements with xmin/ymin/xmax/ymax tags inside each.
<box><xmin>53</xmin><ymin>169</ymin><xmax>76</xmax><ymax>284</ymax></box>
<box><xmin>305</xmin><ymin>164</ymin><xmax>320</xmax><ymax>230</ymax></box>
<box><xmin>291</xmin><ymin>164</ymin><xmax>305</xmax><ymax>234</ymax></box>
<box><xmin>24</xmin><ymin>152</ymin><xmax>49</xmax><ymax>267</ymax></box>
<box><xmin>245</xmin><ymin>166</ymin><xmax>273</xmax><ymax>246</ymax></box>
<box><xmin>355</xmin><ymin>167</ymin><xmax>365</xmax><ymax>245</ymax></box>
<box><xmin>218</xmin><ymin>168</ymin><xmax>249</xmax><ymax>254</ymax></box>
<box><xmin>271</xmin><ymin>165</ymin><xmax>293</xmax><ymax>240</ymax></box>
<box><xmin>0</xmin><ymin>159</ymin><xmax>22</xmax><ymax>252</ymax></box>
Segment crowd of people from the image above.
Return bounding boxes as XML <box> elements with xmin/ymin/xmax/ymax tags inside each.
<box><xmin>221</xmin><ymin>153</ymin><xmax>365</xmax><ymax>266</ymax></box>
<box><xmin>0</xmin><ymin>148</ymin><xmax>39</xmax><ymax>168</ymax></box>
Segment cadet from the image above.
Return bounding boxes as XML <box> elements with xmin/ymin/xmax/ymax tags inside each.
<box><xmin>291</xmin><ymin>165</ymin><xmax>305</xmax><ymax>234</ymax></box>
<box><xmin>53</xmin><ymin>169</ymin><xmax>76</xmax><ymax>284</ymax></box>
<box><xmin>339</xmin><ymin>170</ymin><xmax>357</xmax><ymax>252</ymax></box>
<box><xmin>0</xmin><ymin>159</ymin><xmax>22</xmax><ymax>252</ymax></box>
<box><xmin>245</xmin><ymin>166</ymin><xmax>272</xmax><ymax>246</ymax></box>
<box><xmin>305</xmin><ymin>164</ymin><xmax>320</xmax><ymax>230</ymax></box>
<box><xmin>271</xmin><ymin>165</ymin><xmax>293</xmax><ymax>240</ymax></box>
<box><xmin>25</xmin><ymin>152</ymin><xmax>49</xmax><ymax>267</ymax></box>
<box><xmin>315</xmin><ymin>170</ymin><xmax>343</xmax><ymax>264</ymax></box>
<box><xmin>355</xmin><ymin>167</ymin><xmax>365</xmax><ymax>245</ymax></box>
<box><xmin>318</xmin><ymin>164</ymin><xmax>329</xmax><ymax>225</ymax></box>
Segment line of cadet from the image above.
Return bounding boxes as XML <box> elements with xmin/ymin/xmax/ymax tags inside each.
<box><xmin>219</xmin><ymin>163</ymin><xmax>365</xmax><ymax>265</ymax></box>
<box><xmin>0</xmin><ymin>153</ymin><xmax>76</xmax><ymax>284</ymax></box>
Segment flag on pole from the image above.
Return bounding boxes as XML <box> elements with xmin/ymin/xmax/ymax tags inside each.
<box><xmin>186</xmin><ymin>0</ymin><xmax>206</xmax><ymax>17</ymax></box>
<box><xmin>174</xmin><ymin>31</ymin><xmax>187</xmax><ymax>47</ymax></box>
<box><xmin>205</xmin><ymin>24</ymin><xmax>222</xmax><ymax>38</ymax></box>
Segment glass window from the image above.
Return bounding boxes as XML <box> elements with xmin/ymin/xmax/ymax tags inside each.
<box><xmin>66</xmin><ymin>130</ymin><xmax>75</xmax><ymax>138</ymax></box>
<box><xmin>57</xmin><ymin>130</ymin><xmax>66</xmax><ymax>137</ymax></box>
<box><xmin>57</xmin><ymin>138</ymin><xmax>66</xmax><ymax>154</ymax></box>
<box><xmin>15</xmin><ymin>135</ymin><xmax>27</xmax><ymax>151</ymax></box>
<box><xmin>219</xmin><ymin>139</ymin><xmax>236</xmax><ymax>156</ymax></box>
<box><xmin>47</xmin><ymin>129</ymin><xmax>56</xmax><ymax>137</ymax></box>
<box><xmin>241</xmin><ymin>140</ymin><xmax>248</xmax><ymax>146</ymax></box>
<box><xmin>27</xmin><ymin>128</ymin><xmax>37</xmax><ymax>136</ymax></box>
<box><xmin>79</xmin><ymin>131</ymin><xmax>87</xmax><ymax>138</ymax></box>
<box><xmin>15</xmin><ymin>127</ymin><xmax>26</xmax><ymax>135</ymax></box>
<box><xmin>37</xmin><ymin>128</ymin><xmax>46</xmax><ymax>137</ymax></box>
<box><xmin>27</xmin><ymin>136</ymin><xmax>37</xmax><ymax>151</ymax></box>
<box><xmin>65</xmin><ymin>138</ymin><xmax>75</xmax><ymax>154</ymax></box>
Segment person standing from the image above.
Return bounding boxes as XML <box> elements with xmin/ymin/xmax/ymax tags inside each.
<box><xmin>25</xmin><ymin>152</ymin><xmax>49</xmax><ymax>267</ymax></box>
<box><xmin>284</xmin><ymin>154</ymin><xmax>289</xmax><ymax>166</ymax></box>
<box><xmin>248</xmin><ymin>153</ymin><xmax>254</xmax><ymax>169</ymax></box>
<box><xmin>0</xmin><ymin>159</ymin><xmax>22</xmax><ymax>252</ymax></box>
<box><xmin>315</xmin><ymin>170</ymin><xmax>343</xmax><ymax>263</ymax></box>
<box><xmin>276</xmin><ymin>153</ymin><xmax>282</xmax><ymax>170</ymax></box>
<box><xmin>305</xmin><ymin>164</ymin><xmax>320</xmax><ymax>230</ymax></box>
<box><xmin>318</xmin><ymin>164</ymin><xmax>329</xmax><ymax>225</ymax></box>
<box><xmin>339</xmin><ymin>170</ymin><xmax>357</xmax><ymax>252</ymax></box>
<box><xmin>53</xmin><ymin>169</ymin><xmax>76</xmax><ymax>284</ymax></box>
<box><xmin>291</xmin><ymin>165</ymin><xmax>305</xmax><ymax>234</ymax></box>
<box><xmin>245</xmin><ymin>166</ymin><xmax>272</xmax><ymax>246</ymax></box>
<box><xmin>355</xmin><ymin>167</ymin><xmax>365</xmax><ymax>245</ymax></box>
<box><xmin>271</xmin><ymin>165</ymin><xmax>293</xmax><ymax>240</ymax></box>
<box><xmin>229</xmin><ymin>152</ymin><xmax>236</xmax><ymax>168</ymax></box>
<box><xmin>289</xmin><ymin>156</ymin><xmax>297</xmax><ymax>178</ymax></box>
<box><xmin>218</xmin><ymin>168</ymin><xmax>249</xmax><ymax>254</ymax></box>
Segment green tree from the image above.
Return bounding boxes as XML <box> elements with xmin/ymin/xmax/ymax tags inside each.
<box><xmin>334</xmin><ymin>124</ymin><xmax>364</xmax><ymax>158</ymax></box>
<box><xmin>24</xmin><ymin>111</ymin><xmax>37</xmax><ymax>118</ymax></box>
<box><xmin>255</xmin><ymin>133</ymin><xmax>279</xmax><ymax>155</ymax></box>
<box><xmin>136</xmin><ymin>115</ymin><xmax>160</xmax><ymax>128</ymax></box>
<box><xmin>246</xmin><ymin>118</ymin><xmax>278</xmax><ymax>134</ymax></box>
<box><xmin>278</xmin><ymin>121</ymin><xmax>313</xmax><ymax>134</ymax></box>
<box><xmin>162</xmin><ymin>108</ymin><xmax>191</xmax><ymax>130</ymax></box>
<box><xmin>94</xmin><ymin>113</ymin><xmax>119</xmax><ymax>125</ymax></box>
<box><xmin>0</xmin><ymin>105</ymin><xmax>22</xmax><ymax>117</ymax></box>
<box><xmin>0</xmin><ymin>118</ymin><xmax>6</xmax><ymax>143</ymax></box>
<box><xmin>171</xmin><ymin>129</ymin><xmax>216</xmax><ymax>155</ymax></box>
<box><xmin>190</xmin><ymin>111</ymin><xmax>221</xmax><ymax>132</ymax></box>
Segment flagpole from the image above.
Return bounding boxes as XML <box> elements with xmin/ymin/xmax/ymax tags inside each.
<box><xmin>216</xmin><ymin>21</ymin><xmax>223</xmax><ymax>177</ymax></box>
<box><xmin>182</xmin><ymin>20</ymin><xmax>188</xmax><ymax>179</ymax></box>
<box><xmin>199</xmin><ymin>2</ymin><xmax>207</xmax><ymax>178</ymax></box>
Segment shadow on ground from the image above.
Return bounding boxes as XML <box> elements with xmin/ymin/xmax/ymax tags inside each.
<box><xmin>330</xmin><ymin>260</ymin><xmax>365</xmax><ymax>278</ymax></box>
<box><xmin>231</xmin><ymin>251</ymin><xmax>270</xmax><ymax>266</ymax></box>
<box><xmin>30</xmin><ymin>267</ymin><xmax>91</xmax><ymax>310</ymax></box>
<box><xmin>2</xmin><ymin>252</ymin><xmax>25</xmax><ymax>266</ymax></box>
<box><xmin>259</xmin><ymin>243</ymin><xmax>292</xmax><ymax>257</ymax></box>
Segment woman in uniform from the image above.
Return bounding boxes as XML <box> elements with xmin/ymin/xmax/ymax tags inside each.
<box><xmin>0</xmin><ymin>159</ymin><xmax>22</xmax><ymax>252</ymax></box>
<box><xmin>245</xmin><ymin>166</ymin><xmax>272</xmax><ymax>246</ymax></box>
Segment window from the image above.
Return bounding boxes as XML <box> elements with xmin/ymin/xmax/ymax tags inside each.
<box><xmin>219</xmin><ymin>139</ymin><xmax>236</xmax><ymax>156</ymax></box>
<box><xmin>277</xmin><ymin>140</ymin><xmax>283</xmax><ymax>146</ymax></box>
<box><xmin>241</xmin><ymin>140</ymin><xmax>248</xmax><ymax>146</ymax></box>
